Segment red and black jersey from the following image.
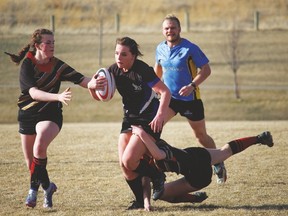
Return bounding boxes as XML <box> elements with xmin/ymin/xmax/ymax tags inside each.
<box><xmin>17</xmin><ymin>52</ymin><xmax>84</xmax><ymax>112</ymax></box>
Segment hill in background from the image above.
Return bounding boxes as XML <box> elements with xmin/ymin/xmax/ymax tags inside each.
<box><xmin>0</xmin><ymin>0</ymin><xmax>287</xmax><ymax>34</ymax></box>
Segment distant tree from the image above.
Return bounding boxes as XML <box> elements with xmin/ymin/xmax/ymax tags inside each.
<box><xmin>223</xmin><ymin>20</ymin><xmax>243</xmax><ymax>100</ymax></box>
<box><xmin>94</xmin><ymin>0</ymin><xmax>119</xmax><ymax>65</ymax></box>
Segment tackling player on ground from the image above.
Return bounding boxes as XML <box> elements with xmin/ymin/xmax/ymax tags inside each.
<box><xmin>132</xmin><ymin>125</ymin><xmax>273</xmax><ymax>206</ymax></box>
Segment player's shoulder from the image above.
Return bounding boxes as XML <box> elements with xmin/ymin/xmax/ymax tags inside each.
<box><xmin>134</xmin><ymin>59</ymin><xmax>150</xmax><ymax>68</ymax></box>
<box><xmin>156</xmin><ymin>40</ymin><xmax>167</xmax><ymax>49</ymax></box>
<box><xmin>181</xmin><ymin>38</ymin><xmax>198</xmax><ymax>48</ymax></box>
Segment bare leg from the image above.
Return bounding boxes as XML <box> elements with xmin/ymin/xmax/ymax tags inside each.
<box><xmin>163</xmin><ymin>107</ymin><xmax>176</xmax><ymax>124</ymax></box>
<box><xmin>160</xmin><ymin>177</ymin><xmax>199</xmax><ymax>202</ymax></box>
<box><xmin>188</xmin><ymin>119</ymin><xmax>216</xmax><ymax>148</ymax></box>
<box><xmin>118</xmin><ymin>133</ymin><xmax>138</xmax><ymax>180</ymax></box>
<box><xmin>34</xmin><ymin>121</ymin><xmax>59</xmax><ymax>159</ymax></box>
<box><xmin>206</xmin><ymin>144</ymin><xmax>233</xmax><ymax>165</ymax></box>
<box><xmin>121</xmin><ymin>135</ymin><xmax>149</xmax><ymax>172</ymax></box>
<box><xmin>206</xmin><ymin>132</ymin><xmax>273</xmax><ymax>165</ymax></box>
<box><xmin>20</xmin><ymin>134</ymin><xmax>36</xmax><ymax>169</ymax></box>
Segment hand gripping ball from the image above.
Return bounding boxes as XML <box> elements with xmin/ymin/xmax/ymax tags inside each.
<box><xmin>93</xmin><ymin>68</ymin><xmax>116</xmax><ymax>102</ymax></box>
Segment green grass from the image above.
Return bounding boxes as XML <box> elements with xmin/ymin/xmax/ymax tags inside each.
<box><xmin>0</xmin><ymin>121</ymin><xmax>287</xmax><ymax>216</ymax></box>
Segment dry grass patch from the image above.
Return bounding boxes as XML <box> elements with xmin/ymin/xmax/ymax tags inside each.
<box><xmin>0</xmin><ymin>121</ymin><xmax>287</xmax><ymax>216</ymax></box>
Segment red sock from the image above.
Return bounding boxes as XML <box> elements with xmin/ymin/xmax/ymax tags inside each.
<box><xmin>228</xmin><ymin>136</ymin><xmax>258</xmax><ymax>155</ymax></box>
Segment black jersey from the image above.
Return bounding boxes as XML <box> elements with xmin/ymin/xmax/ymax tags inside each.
<box><xmin>18</xmin><ymin>52</ymin><xmax>84</xmax><ymax>112</ymax></box>
<box><xmin>156</xmin><ymin>140</ymin><xmax>212</xmax><ymax>189</ymax></box>
<box><xmin>108</xmin><ymin>60</ymin><xmax>160</xmax><ymax>117</ymax></box>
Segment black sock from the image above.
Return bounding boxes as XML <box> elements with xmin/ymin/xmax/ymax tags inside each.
<box><xmin>31</xmin><ymin>157</ymin><xmax>50</xmax><ymax>190</ymax></box>
<box><xmin>126</xmin><ymin>175</ymin><xmax>144</xmax><ymax>205</ymax></box>
<box><xmin>228</xmin><ymin>136</ymin><xmax>258</xmax><ymax>155</ymax></box>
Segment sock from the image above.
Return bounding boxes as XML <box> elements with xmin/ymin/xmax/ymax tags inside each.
<box><xmin>29</xmin><ymin>158</ymin><xmax>40</xmax><ymax>191</ymax></box>
<box><xmin>31</xmin><ymin>157</ymin><xmax>50</xmax><ymax>190</ymax></box>
<box><xmin>214</xmin><ymin>162</ymin><xmax>221</xmax><ymax>167</ymax></box>
<box><xmin>126</xmin><ymin>175</ymin><xmax>144</xmax><ymax>205</ymax></box>
<box><xmin>228</xmin><ymin>136</ymin><xmax>258</xmax><ymax>155</ymax></box>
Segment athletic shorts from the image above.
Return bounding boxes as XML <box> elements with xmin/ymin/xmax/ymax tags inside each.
<box><xmin>183</xmin><ymin>147</ymin><xmax>212</xmax><ymax>189</ymax></box>
<box><xmin>18</xmin><ymin>108</ymin><xmax>63</xmax><ymax>135</ymax></box>
<box><xmin>169</xmin><ymin>98</ymin><xmax>205</xmax><ymax>121</ymax></box>
<box><xmin>121</xmin><ymin>115</ymin><xmax>161</xmax><ymax>141</ymax></box>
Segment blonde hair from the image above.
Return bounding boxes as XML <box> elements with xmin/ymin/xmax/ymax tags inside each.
<box><xmin>163</xmin><ymin>14</ymin><xmax>181</xmax><ymax>28</ymax></box>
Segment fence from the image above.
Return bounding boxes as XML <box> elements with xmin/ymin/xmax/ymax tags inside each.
<box><xmin>0</xmin><ymin>11</ymin><xmax>287</xmax><ymax>35</ymax></box>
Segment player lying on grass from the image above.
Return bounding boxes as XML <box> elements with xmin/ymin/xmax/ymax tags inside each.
<box><xmin>131</xmin><ymin>125</ymin><xmax>273</xmax><ymax>209</ymax></box>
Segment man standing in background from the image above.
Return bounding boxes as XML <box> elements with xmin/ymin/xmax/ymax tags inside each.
<box><xmin>154</xmin><ymin>14</ymin><xmax>227</xmax><ymax>184</ymax></box>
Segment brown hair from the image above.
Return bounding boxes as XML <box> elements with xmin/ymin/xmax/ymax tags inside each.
<box><xmin>115</xmin><ymin>37</ymin><xmax>143</xmax><ymax>58</ymax></box>
<box><xmin>5</xmin><ymin>28</ymin><xmax>53</xmax><ymax>65</ymax></box>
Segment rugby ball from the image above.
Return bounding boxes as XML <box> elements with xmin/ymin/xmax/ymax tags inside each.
<box><xmin>94</xmin><ymin>68</ymin><xmax>116</xmax><ymax>102</ymax></box>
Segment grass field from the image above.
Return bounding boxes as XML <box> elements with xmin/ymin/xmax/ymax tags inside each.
<box><xmin>0</xmin><ymin>1</ymin><xmax>287</xmax><ymax>215</ymax></box>
<box><xmin>0</xmin><ymin>121</ymin><xmax>287</xmax><ymax>216</ymax></box>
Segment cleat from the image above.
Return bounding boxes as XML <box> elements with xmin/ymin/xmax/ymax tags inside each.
<box><xmin>25</xmin><ymin>189</ymin><xmax>38</xmax><ymax>208</ymax></box>
<box><xmin>257</xmin><ymin>131</ymin><xmax>274</xmax><ymax>147</ymax></box>
<box><xmin>43</xmin><ymin>182</ymin><xmax>57</xmax><ymax>208</ymax></box>
<box><xmin>191</xmin><ymin>191</ymin><xmax>208</xmax><ymax>203</ymax></box>
<box><xmin>214</xmin><ymin>162</ymin><xmax>227</xmax><ymax>185</ymax></box>
<box><xmin>127</xmin><ymin>200</ymin><xmax>144</xmax><ymax>210</ymax></box>
<box><xmin>152</xmin><ymin>172</ymin><xmax>166</xmax><ymax>201</ymax></box>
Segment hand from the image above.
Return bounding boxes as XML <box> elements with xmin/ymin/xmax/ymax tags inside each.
<box><xmin>58</xmin><ymin>87</ymin><xmax>72</xmax><ymax>105</ymax></box>
<box><xmin>144</xmin><ymin>200</ymin><xmax>152</xmax><ymax>212</ymax></box>
<box><xmin>87</xmin><ymin>74</ymin><xmax>107</xmax><ymax>90</ymax></box>
<box><xmin>131</xmin><ymin>125</ymin><xmax>143</xmax><ymax>136</ymax></box>
<box><xmin>149</xmin><ymin>113</ymin><xmax>165</xmax><ymax>133</ymax></box>
<box><xmin>179</xmin><ymin>84</ymin><xmax>194</xmax><ymax>97</ymax></box>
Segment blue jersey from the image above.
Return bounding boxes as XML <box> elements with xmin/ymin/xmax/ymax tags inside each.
<box><xmin>155</xmin><ymin>38</ymin><xmax>209</xmax><ymax>101</ymax></box>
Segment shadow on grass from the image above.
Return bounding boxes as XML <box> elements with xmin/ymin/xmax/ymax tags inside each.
<box><xmin>157</xmin><ymin>203</ymin><xmax>288</xmax><ymax>211</ymax></box>
<box><xmin>155</xmin><ymin>204</ymin><xmax>288</xmax><ymax>212</ymax></box>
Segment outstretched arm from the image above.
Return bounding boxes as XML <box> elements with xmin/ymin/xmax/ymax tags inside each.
<box><xmin>131</xmin><ymin>125</ymin><xmax>166</xmax><ymax>160</ymax></box>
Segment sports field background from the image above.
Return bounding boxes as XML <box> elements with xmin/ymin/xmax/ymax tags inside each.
<box><xmin>1</xmin><ymin>0</ymin><xmax>288</xmax><ymax>123</ymax></box>
<box><xmin>0</xmin><ymin>0</ymin><xmax>288</xmax><ymax>215</ymax></box>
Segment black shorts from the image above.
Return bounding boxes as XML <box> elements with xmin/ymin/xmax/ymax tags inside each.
<box><xmin>183</xmin><ymin>147</ymin><xmax>212</xmax><ymax>189</ymax></box>
<box><xmin>169</xmin><ymin>98</ymin><xmax>205</xmax><ymax>121</ymax></box>
<box><xmin>18</xmin><ymin>108</ymin><xmax>63</xmax><ymax>135</ymax></box>
<box><xmin>121</xmin><ymin>115</ymin><xmax>161</xmax><ymax>141</ymax></box>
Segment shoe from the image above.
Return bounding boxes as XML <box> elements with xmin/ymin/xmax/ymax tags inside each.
<box><xmin>214</xmin><ymin>162</ymin><xmax>227</xmax><ymax>184</ymax></box>
<box><xmin>127</xmin><ymin>200</ymin><xmax>144</xmax><ymax>210</ymax></box>
<box><xmin>152</xmin><ymin>172</ymin><xmax>166</xmax><ymax>201</ymax></box>
<box><xmin>257</xmin><ymin>131</ymin><xmax>274</xmax><ymax>147</ymax></box>
<box><xmin>25</xmin><ymin>189</ymin><xmax>38</xmax><ymax>208</ymax></box>
<box><xmin>191</xmin><ymin>191</ymin><xmax>208</xmax><ymax>203</ymax></box>
<box><xmin>43</xmin><ymin>182</ymin><xmax>57</xmax><ymax>208</ymax></box>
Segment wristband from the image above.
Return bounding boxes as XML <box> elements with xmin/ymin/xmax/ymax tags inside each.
<box><xmin>189</xmin><ymin>82</ymin><xmax>196</xmax><ymax>88</ymax></box>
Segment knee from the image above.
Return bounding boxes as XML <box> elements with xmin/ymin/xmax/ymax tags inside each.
<box><xmin>33</xmin><ymin>143</ymin><xmax>48</xmax><ymax>158</ymax></box>
<box><xmin>195</xmin><ymin>133</ymin><xmax>207</xmax><ymax>145</ymax></box>
<box><xmin>195</xmin><ymin>133</ymin><xmax>215</xmax><ymax>148</ymax></box>
<box><xmin>120</xmin><ymin>162</ymin><xmax>138</xmax><ymax>180</ymax></box>
<box><xmin>121</xmin><ymin>155</ymin><xmax>136</xmax><ymax>171</ymax></box>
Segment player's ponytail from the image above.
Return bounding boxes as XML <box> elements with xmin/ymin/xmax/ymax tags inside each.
<box><xmin>4</xmin><ymin>44</ymin><xmax>30</xmax><ymax>65</ymax></box>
